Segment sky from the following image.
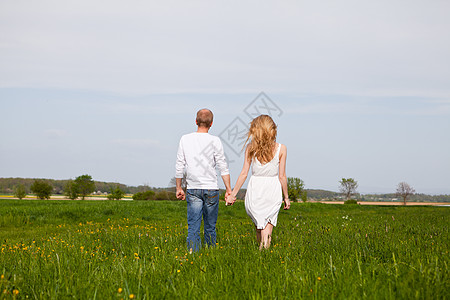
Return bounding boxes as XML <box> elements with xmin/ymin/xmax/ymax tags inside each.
<box><xmin>1</xmin><ymin>0</ymin><xmax>449</xmax><ymax>194</ymax></box>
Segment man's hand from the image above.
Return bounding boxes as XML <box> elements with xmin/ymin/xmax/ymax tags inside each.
<box><xmin>225</xmin><ymin>190</ymin><xmax>236</xmax><ymax>206</ymax></box>
<box><xmin>176</xmin><ymin>188</ymin><xmax>186</xmax><ymax>200</ymax></box>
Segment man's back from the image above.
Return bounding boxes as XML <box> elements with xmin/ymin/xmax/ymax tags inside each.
<box><xmin>176</xmin><ymin>132</ymin><xmax>229</xmax><ymax>190</ymax></box>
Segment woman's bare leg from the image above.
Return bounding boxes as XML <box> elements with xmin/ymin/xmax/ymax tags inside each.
<box><xmin>260</xmin><ymin>223</ymin><xmax>274</xmax><ymax>249</ymax></box>
<box><xmin>255</xmin><ymin>226</ymin><xmax>262</xmax><ymax>248</ymax></box>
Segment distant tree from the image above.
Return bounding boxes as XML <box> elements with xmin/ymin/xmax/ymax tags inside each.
<box><xmin>287</xmin><ymin>177</ymin><xmax>305</xmax><ymax>202</ymax></box>
<box><xmin>64</xmin><ymin>180</ymin><xmax>79</xmax><ymax>200</ymax></box>
<box><xmin>396</xmin><ymin>182</ymin><xmax>415</xmax><ymax>205</ymax></box>
<box><xmin>134</xmin><ymin>185</ymin><xmax>152</xmax><ymax>193</ymax></box>
<box><xmin>339</xmin><ymin>178</ymin><xmax>358</xmax><ymax>200</ymax></box>
<box><xmin>13</xmin><ymin>184</ymin><xmax>27</xmax><ymax>199</ymax></box>
<box><xmin>107</xmin><ymin>186</ymin><xmax>125</xmax><ymax>200</ymax></box>
<box><xmin>30</xmin><ymin>180</ymin><xmax>53</xmax><ymax>200</ymax></box>
<box><xmin>75</xmin><ymin>175</ymin><xmax>95</xmax><ymax>200</ymax></box>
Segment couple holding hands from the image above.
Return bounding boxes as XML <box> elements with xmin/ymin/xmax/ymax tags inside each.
<box><xmin>175</xmin><ymin>109</ymin><xmax>290</xmax><ymax>251</ymax></box>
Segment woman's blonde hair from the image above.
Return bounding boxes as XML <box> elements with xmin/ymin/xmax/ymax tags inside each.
<box><xmin>245</xmin><ymin>115</ymin><xmax>278</xmax><ymax>164</ymax></box>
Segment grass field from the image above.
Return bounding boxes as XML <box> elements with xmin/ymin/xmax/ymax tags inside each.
<box><xmin>0</xmin><ymin>200</ymin><xmax>448</xmax><ymax>299</ymax></box>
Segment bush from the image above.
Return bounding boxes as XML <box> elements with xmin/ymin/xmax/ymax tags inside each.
<box><xmin>167</xmin><ymin>191</ymin><xmax>178</xmax><ymax>201</ymax></box>
<box><xmin>14</xmin><ymin>184</ymin><xmax>27</xmax><ymax>199</ymax></box>
<box><xmin>155</xmin><ymin>191</ymin><xmax>178</xmax><ymax>201</ymax></box>
<box><xmin>301</xmin><ymin>190</ymin><xmax>308</xmax><ymax>203</ymax></box>
<box><xmin>344</xmin><ymin>199</ymin><xmax>358</xmax><ymax>205</ymax></box>
<box><xmin>132</xmin><ymin>190</ymin><xmax>155</xmax><ymax>201</ymax></box>
<box><xmin>107</xmin><ymin>187</ymin><xmax>125</xmax><ymax>200</ymax></box>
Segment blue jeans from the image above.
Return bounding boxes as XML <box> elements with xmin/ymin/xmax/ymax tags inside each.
<box><xmin>186</xmin><ymin>189</ymin><xmax>219</xmax><ymax>252</ymax></box>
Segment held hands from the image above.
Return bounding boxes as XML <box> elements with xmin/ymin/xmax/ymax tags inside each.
<box><xmin>225</xmin><ymin>190</ymin><xmax>236</xmax><ymax>206</ymax></box>
<box><xmin>283</xmin><ymin>198</ymin><xmax>291</xmax><ymax>210</ymax></box>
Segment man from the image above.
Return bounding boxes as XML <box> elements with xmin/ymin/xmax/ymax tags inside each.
<box><xmin>175</xmin><ymin>108</ymin><xmax>232</xmax><ymax>252</ymax></box>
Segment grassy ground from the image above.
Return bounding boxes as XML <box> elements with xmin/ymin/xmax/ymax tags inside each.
<box><xmin>0</xmin><ymin>200</ymin><xmax>448</xmax><ymax>299</ymax></box>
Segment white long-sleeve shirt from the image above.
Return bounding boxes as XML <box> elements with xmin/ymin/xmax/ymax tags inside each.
<box><xmin>175</xmin><ymin>132</ymin><xmax>230</xmax><ymax>189</ymax></box>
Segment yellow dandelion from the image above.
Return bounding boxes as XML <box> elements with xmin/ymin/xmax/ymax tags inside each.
<box><xmin>317</xmin><ymin>277</ymin><xmax>321</xmax><ymax>281</ymax></box>
<box><xmin>129</xmin><ymin>294</ymin><xmax>135</xmax><ymax>299</ymax></box>
<box><xmin>0</xmin><ymin>274</ymin><xmax>4</xmax><ymax>280</ymax></box>
<box><xmin>13</xmin><ymin>289</ymin><xmax>19</xmax><ymax>295</ymax></box>
<box><xmin>118</xmin><ymin>288</ymin><xmax>123</xmax><ymax>293</ymax></box>
<box><xmin>177</xmin><ymin>270</ymin><xmax>181</xmax><ymax>273</ymax></box>
<box><xmin>154</xmin><ymin>247</ymin><xmax>159</xmax><ymax>250</ymax></box>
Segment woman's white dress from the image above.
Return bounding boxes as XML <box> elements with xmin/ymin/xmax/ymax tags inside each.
<box><xmin>245</xmin><ymin>143</ymin><xmax>283</xmax><ymax>229</ymax></box>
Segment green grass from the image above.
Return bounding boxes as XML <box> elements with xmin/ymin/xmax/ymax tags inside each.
<box><xmin>0</xmin><ymin>200</ymin><xmax>448</xmax><ymax>299</ymax></box>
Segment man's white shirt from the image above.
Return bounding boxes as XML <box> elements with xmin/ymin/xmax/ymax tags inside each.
<box><xmin>175</xmin><ymin>132</ymin><xmax>229</xmax><ymax>190</ymax></box>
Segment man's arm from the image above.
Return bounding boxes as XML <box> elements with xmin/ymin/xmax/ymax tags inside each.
<box><xmin>221</xmin><ymin>174</ymin><xmax>232</xmax><ymax>194</ymax></box>
<box><xmin>214</xmin><ymin>139</ymin><xmax>232</xmax><ymax>197</ymax></box>
<box><xmin>175</xmin><ymin>138</ymin><xmax>186</xmax><ymax>200</ymax></box>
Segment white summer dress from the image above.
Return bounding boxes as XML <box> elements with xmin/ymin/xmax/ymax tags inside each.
<box><xmin>245</xmin><ymin>143</ymin><xmax>283</xmax><ymax>229</ymax></box>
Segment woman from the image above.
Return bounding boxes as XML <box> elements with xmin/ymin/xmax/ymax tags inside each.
<box><xmin>227</xmin><ymin>115</ymin><xmax>290</xmax><ymax>249</ymax></box>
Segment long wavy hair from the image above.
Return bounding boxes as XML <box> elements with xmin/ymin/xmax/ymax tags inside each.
<box><xmin>245</xmin><ymin>115</ymin><xmax>278</xmax><ymax>164</ymax></box>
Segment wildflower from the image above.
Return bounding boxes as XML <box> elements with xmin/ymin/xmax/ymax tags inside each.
<box><xmin>317</xmin><ymin>277</ymin><xmax>321</xmax><ymax>281</ymax></box>
<box><xmin>177</xmin><ymin>270</ymin><xmax>181</xmax><ymax>273</ymax></box>
<box><xmin>129</xmin><ymin>294</ymin><xmax>135</xmax><ymax>299</ymax></box>
<box><xmin>118</xmin><ymin>288</ymin><xmax>123</xmax><ymax>293</ymax></box>
<box><xmin>0</xmin><ymin>274</ymin><xmax>3</xmax><ymax>280</ymax></box>
<box><xmin>13</xmin><ymin>289</ymin><xmax>19</xmax><ymax>295</ymax></box>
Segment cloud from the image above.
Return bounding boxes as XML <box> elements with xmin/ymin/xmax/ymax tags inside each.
<box><xmin>44</xmin><ymin>129</ymin><xmax>68</xmax><ymax>139</ymax></box>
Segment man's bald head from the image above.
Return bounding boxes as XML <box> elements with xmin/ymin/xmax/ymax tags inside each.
<box><xmin>196</xmin><ymin>109</ymin><xmax>214</xmax><ymax>128</ymax></box>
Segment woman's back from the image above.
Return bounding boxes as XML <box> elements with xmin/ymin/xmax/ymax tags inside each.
<box><xmin>251</xmin><ymin>143</ymin><xmax>281</xmax><ymax>177</ymax></box>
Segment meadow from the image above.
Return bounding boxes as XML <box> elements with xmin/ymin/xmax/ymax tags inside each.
<box><xmin>0</xmin><ymin>200</ymin><xmax>448</xmax><ymax>299</ymax></box>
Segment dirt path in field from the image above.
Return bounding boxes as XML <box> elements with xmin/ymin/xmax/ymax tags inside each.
<box><xmin>317</xmin><ymin>201</ymin><xmax>450</xmax><ymax>206</ymax></box>
<box><xmin>1</xmin><ymin>196</ymin><xmax>449</xmax><ymax>206</ymax></box>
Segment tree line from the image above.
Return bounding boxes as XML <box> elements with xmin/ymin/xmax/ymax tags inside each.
<box><xmin>12</xmin><ymin>175</ymin><xmax>125</xmax><ymax>200</ymax></box>
<box><xmin>3</xmin><ymin>176</ymin><xmax>449</xmax><ymax>203</ymax></box>
<box><xmin>0</xmin><ymin>177</ymin><xmax>152</xmax><ymax>195</ymax></box>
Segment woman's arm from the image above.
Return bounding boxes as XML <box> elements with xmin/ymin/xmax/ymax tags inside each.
<box><xmin>278</xmin><ymin>144</ymin><xmax>290</xmax><ymax>209</ymax></box>
<box><xmin>230</xmin><ymin>146</ymin><xmax>252</xmax><ymax>199</ymax></box>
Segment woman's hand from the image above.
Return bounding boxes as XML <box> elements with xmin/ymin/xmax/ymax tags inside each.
<box><xmin>283</xmin><ymin>198</ymin><xmax>290</xmax><ymax>210</ymax></box>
